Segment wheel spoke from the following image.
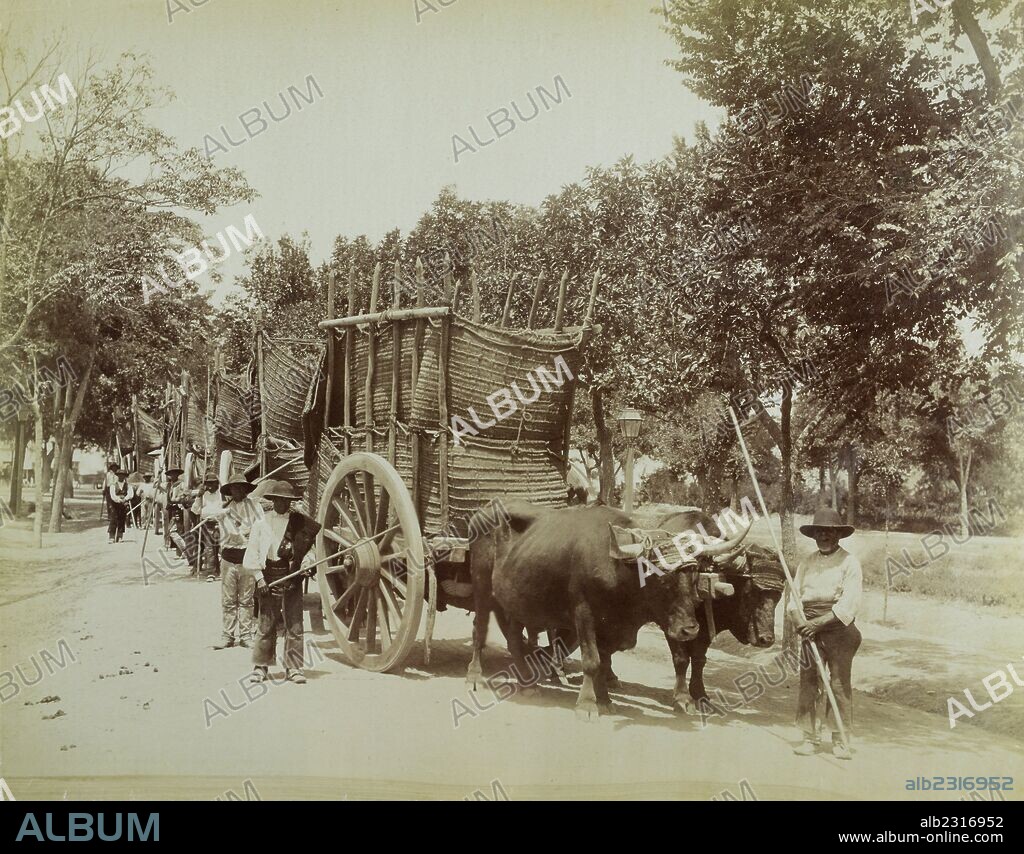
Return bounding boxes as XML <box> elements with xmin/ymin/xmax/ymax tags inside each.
<box><xmin>348</xmin><ymin>588</ymin><xmax>369</xmax><ymax>641</ymax></box>
<box><xmin>365</xmin><ymin>583</ymin><xmax>378</xmax><ymax>653</ymax></box>
<box><xmin>381</xmin><ymin>577</ymin><xmax>404</xmax><ymax>618</ymax></box>
<box><xmin>375</xmin><ymin>487</ymin><xmax>391</xmax><ymax>536</ymax></box>
<box><xmin>331</xmin><ymin>581</ymin><xmax>358</xmax><ymax>615</ymax></box>
<box><xmin>379</xmin><ymin>524</ymin><xmax>401</xmax><ymax>553</ymax></box>
<box><xmin>361</xmin><ymin>470</ymin><xmax>377</xmax><ymax>533</ymax></box>
<box><xmin>380</xmin><ymin>566</ymin><xmax>407</xmax><ymax>598</ymax></box>
<box><xmin>377</xmin><ymin>591</ymin><xmax>393</xmax><ymax>647</ymax></box>
<box><xmin>343</xmin><ymin>475</ymin><xmax>369</xmax><ymax>535</ymax></box>
<box><xmin>331</xmin><ymin>497</ymin><xmax>362</xmax><ymax>542</ymax></box>
<box><xmin>323</xmin><ymin>528</ymin><xmax>355</xmax><ymax>548</ymax></box>
<box><xmin>381</xmin><ymin>549</ymin><xmax>408</xmax><ymax>563</ymax></box>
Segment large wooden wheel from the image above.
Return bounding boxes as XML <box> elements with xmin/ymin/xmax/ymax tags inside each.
<box><xmin>315</xmin><ymin>452</ymin><xmax>425</xmax><ymax>672</ymax></box>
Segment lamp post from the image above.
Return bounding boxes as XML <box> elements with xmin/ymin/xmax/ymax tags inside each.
<box><xmin>616</xmin><ymin>407</ymin><xmax>643</xmax><ymax>513</ymax></box>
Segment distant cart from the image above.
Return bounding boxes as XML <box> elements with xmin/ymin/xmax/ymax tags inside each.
<box><xmin>304</xmin><ymin>261</ymin><xmax>600</xmax><ymax>671</ymax></box>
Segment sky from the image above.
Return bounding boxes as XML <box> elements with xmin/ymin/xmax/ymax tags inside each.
<box><xmin>9</xmin><ymin>0</ymin><xmax>721</xmax><ymax>303</ymax></box>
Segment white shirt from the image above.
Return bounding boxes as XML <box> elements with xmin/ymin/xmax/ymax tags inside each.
<box><xmin>787</xmin><ymin>546</ymin><xmax>863</xmax><ymax>625</ymax></box>
<box><xmin>190</xmin><ymin>489</ymin><xmax>224</xmax><ymax>520</ymax></box>
<box><xmin>108</xmin><ymin>482</ymin><xmax>134</xmax><ymax>503</ymax></box>
<box><xmin>219</xmin><ymin>496</ymin><xmax>264</xmax><ymax>549</ymax></box>
<box><xmin>242</xmin><ymin>510</ymin><xmax>291</xmax><ymax>573</ymax></box>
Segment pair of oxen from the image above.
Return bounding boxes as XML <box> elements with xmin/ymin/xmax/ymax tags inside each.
<box><xmin>465</xmin><ymin>501</ymin><xmax>787</xmax><ymax>719</ymax></box>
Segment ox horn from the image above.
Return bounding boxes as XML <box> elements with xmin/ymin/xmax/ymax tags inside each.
<box><xmin>700</xmin><ymin>519</ymin><xmax>752</xmax><ymax>557</ymax></box>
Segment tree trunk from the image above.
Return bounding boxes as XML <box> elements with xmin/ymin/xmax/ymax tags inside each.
<box><xmin>958</xmin><ymin>449</ymin><xmax>972</xmax><ymax>538</ymax></box>
<box><xmin>818</xmin><ymin>464</ymin><xmax>825</xmax><ymax>502</ymax></box>
<box><xmin>847</xmin><ymin>447</ymin><xmax>858</xmax><ymax>526</ymax></box>
<box><xmin>828</xmin><ymin>458</ymin><xmax>839</xmax><ymax>510</ymax></box>
<box><xmin>41</xmin><ymin>441</ymin><xmax>52</xmax><ymax>493</ymax></box>
<box><xmin>778</xmin><ymin>386</ymin><xmax>796</xmax><ymax>564</ymax></box>
<box><xmin>48</xmin><ymin>354</ymin><xmax>94</xmax><ymax>533</ymax></box>
<box><xmin>32</xmin><ymin>358</ymin><xmax>44</xmax><ymax>548</ymax></box>
<box><xmin>951</xmin><ymin>0</ymin><xmax>1001</xmax><ymax>101</ymax></box>
<box><xmin>590</xmin><ymin>386</ymin><xmax>614</xmax><ymax>505</ymax></box>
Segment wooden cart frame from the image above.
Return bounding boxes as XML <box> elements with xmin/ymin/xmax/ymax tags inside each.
<box><xmin>310</xmin><ymin>260</ymin><xmax>599</xmax><ymax>672</ymax></box>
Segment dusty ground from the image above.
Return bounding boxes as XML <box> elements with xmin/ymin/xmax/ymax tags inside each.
<box><xmin>1</xmin><ymin>496</ymin><xmax>1022</xmax><ymax>801</ymax></box>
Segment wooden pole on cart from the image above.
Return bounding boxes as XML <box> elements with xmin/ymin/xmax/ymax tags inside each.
<box><xmin>255</xmin><ymin>330</ymin><xmax>268</xmax><ymax>478</ymax></box>
<box><xmin>343</xmin><ymin>263</ymin><xmax>356</xmax><ymax>458</ymax></box>
<box><xmin>325</xmin><ymin>269</ymin><xmax>337</xmax><ymax>451</ymax></box>
<box><xmin>500</xmin><ymin>274</ymin><xmax>515</xmax><ymax>328</ymax></box>
<box><xmin>527</xmin><ymin>271</ymin><xmax>546</xmax><ymax>329</ymax></box>
<box><xmin>728</xmin><ymin>406</ymin><xmax>849</xmax><ymax>748</ymax></box>
<box><xmin>388</xmin><ymin>260</ymin><xmax>402</xmax><ymax>469</ymax></box>
<box><xmin>553</xmin><ymin>270</ymin><xmax>569</xmax><ymax>332</ymax></box>
<box><xmin>365</xmin><ymin>262</ymin><xmax>380</xmax><ymax>455</ymax></box>
<box><xmin>470</xmin><ymin>269</ymin><xmax>482</xmax><ymax>322</ymax></box>
<box><xmin>411</xmin><ymin>259</ymin><xmax>425</xmax><ymax>515</ymax></box>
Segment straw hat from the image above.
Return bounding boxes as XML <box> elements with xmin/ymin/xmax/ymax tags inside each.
<box><xmin>220</xmin><ymin>476</ymin><xmax>256</xmax><ymax>499</ymax></box>
<box><xmin>799</xmin><ymin>507</ymin><xmax>854</xmax><ymax>539</ymax></box>
<box><xmin>255</xmin><ymin>479</ymin><xmax>298</xmax><ymax>501</ymax></box>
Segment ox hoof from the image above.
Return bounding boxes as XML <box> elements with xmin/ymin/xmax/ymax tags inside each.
<box><xmin>516</xmin><ymin>685</ymin><xmax>539</xmax><ymax>699</ymax></box>
<box><xmin>575</xmin><ymin>700</ymin><xmax>601</xmax><ymax>722</ymax></box>
<box><xmin>465</xmin><ymin>667</ymin><xmax>484</xmax><ymax>691</ymax></box>
<box><xmin>673</xmin><ymin>695</ymin><xmax>698</xmax><ymax>716</ymax></box>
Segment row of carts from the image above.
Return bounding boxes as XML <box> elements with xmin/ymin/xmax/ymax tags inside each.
<box><xmin>124</xmin><ymin>260</ymin><xmax>599</xmax><ymax>673</ymax></box>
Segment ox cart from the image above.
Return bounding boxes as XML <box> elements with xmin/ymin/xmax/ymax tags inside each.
<box><xmin>302</xmin><ymin>261</ymin><xmax>600</xmax><ymax>672</ymax></box>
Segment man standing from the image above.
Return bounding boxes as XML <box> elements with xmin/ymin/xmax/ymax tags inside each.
<box><xmin>103</xmin><ymin>462</ymin><xmax>118</xmax><ymax>521</ymax></box>
<box><xmin>190</xmin><ymin>473</ymin><xmax>223</xmax><ymax>582</ymax></box>
<box><xmin>107</xmin><ymin>469</ymin><xmax>134</xmax><ymax>544</ymax></box>
<box><xmin>164</xmin><ymin>467</ymin><xmax>186</xmax><ymax>555</ymax></box>
<box><xmin>788</xmin><ymin>507</ymin><xmax>863</xmax><ymax>761</ymax></box>
<box><xmin>212</xmin><ymin>477</ymin><xmax>263</xmax><ymax>649</ymax></box>
<box><xmin>243</xmin><ymin>481</ymin><xmax>308</xmax><ymax>684</ymax></box>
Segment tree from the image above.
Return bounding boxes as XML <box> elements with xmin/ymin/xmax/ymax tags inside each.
<box><xmin>0</xmin><ymin>38</ymin><xmax>255</xmax><ymax>531</ymax></box>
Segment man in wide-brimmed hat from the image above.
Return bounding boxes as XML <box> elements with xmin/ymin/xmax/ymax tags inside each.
<box><xmin>210</xmin><ymin>476</ymin><xmax>264</xmax><ymax>649</ymax></box>
<box><xmin>243</xmin><ymin>480</ymin><xmax>308</xmax><ymax>685</ymax></box>
<box><xmin>107</xmin><ymin>469</ymin><xmax>134</xmax><ymax>544</ymax></box>
<box><xmin>787</xmin><ymin>507</ymin><xmax>863</xmax><ymax>760</ymax></box>
<box><xmin>163</xmin><ymin>467</ymin><xmax>186</xmax><ymax>554</ymax></box>
<box><xmin>190</xmin><ymin>472</ymin><xmax>223</xmax><ymax>581</ymax></box>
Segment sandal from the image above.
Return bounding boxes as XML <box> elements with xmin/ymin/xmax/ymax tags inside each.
<box><xmin>248</xmin><ymin>667</ymin><xmax>269</xmax><ymax>684</ymax></box>
<box><xmin>286</xmin><ymin>670</ymin><xmax>307</xmax><ymax>685</ymax></box>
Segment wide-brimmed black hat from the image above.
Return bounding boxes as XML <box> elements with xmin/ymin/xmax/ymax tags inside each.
<box><xmin>799</xmin><ymin>507</ymin><xmax>855</xmax><ymax>539</ymax></box>
<box><xmin>165</xmin><ymin>467</ymin><xmax>184</xmax><ymax>478</ymax></box>
<box><xmin>220</xmin><ymin>476</ymin><xmax>256</xmax><ymax>499</ymax></box>
<box><xmin>116</xmin><ymin>468</ymin><xmax>128</xmax><ymax>477</ymax></box>
<box><xmin>203</xmin><ymin>472</ymin><xmax>219</xmax><ymax>485</ymax></box>
<box><xmin>257</xmin><ymin>479</ymin><xmax>298</xmax><ymax>501</ymax></box>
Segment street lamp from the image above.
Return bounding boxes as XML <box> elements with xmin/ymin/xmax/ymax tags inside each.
<box><xmin>617</xmin><ymin>407</ymin><xmax>644</xmax><ymax>513</ymax></box>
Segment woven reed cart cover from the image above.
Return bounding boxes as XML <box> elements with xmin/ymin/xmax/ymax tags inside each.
<box><xmin>303</xmin><ymin>261</ymin><xmax>599</xmax><ymax>672</ymax></box>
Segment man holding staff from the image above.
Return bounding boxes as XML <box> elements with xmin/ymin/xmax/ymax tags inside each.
<box><xmin>788</xmin><ymin>507</ymin><xmax>863</xmax><ymax>760</ymax></box>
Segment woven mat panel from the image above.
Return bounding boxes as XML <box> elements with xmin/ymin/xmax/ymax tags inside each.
<box><xmin>135</xmin><ymin>408</ymin><xmax>164</xmax><ymax>453</ymax></box>
<box><xmin>304</xmin><ymin>433</ymin><xmax>341</xmax><ymax>518</ymax></box>
<box><xmin>215</xmin><ymin>373</ymin><xmax>255</xmax><ymax>450</ymax></box>
<box><xmin>265</xmin><ymin>447</ymin><xmax>310</xmax><ymax>497</ymax></box>
<box><xmin>347</xmin><ymin>324</ymin><xmax>417</xmax><ymax>427</ymax></box>
<box><xmin>262</xmin><ymin>336</ymin><xmax>321</xmax><ymax>443</ymax></box>
<box><xmin>446</xmin><ymin>317</ymin><xmax>580</xmax><ymax>444</ymax></box>
<box><xmin>395</xmin><ymin>434</ymin><xmax>565</xmax><ymax>537</ymax></box>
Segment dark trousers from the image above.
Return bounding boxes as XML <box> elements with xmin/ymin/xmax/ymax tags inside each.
<box><xmin>797</xmin><ymin>621</ymin><xmax>861</xmax><ymax>743</ymax></box>
<box><xmin>253</xmin><ymin>582</ymin><xmax>304</xmax><ymax>671</ymax></box>
<box><xmin>183</xmin><ymin>522</ymin><xmax>220</xmax><ymax>574</ymax></box>
<box><xmin>107</xmin><ymin>502</ymin><xmax>127</xmax><ymax>541</ymax></box>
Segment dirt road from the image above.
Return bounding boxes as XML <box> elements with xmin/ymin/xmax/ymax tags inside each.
<box><xmin>2</xmin><ymin>501</ymin><xmax>1022</xmax><ymax>801</ymax></box>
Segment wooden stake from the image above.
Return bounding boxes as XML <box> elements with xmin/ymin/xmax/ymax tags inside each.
<box><xmin>584</xmin><ymin>270</ymin><xmax>600</xmax><ymax>325</ymax></box>
<box><xmin>554</xmin><ymin>270</ymin><xmax>569</xmax><ymax>332</ymax></box>
<box><xmin>324</xmin><ymin>269</ymin><xmax>337</xmax><ymax>442</ymax></box>
<box><xmin>389</xmin><ymin>260</ymin><xmax>402</xmax><ymax>466</ymax></box>
<box><xmin>470</xmin><ymin>269</ymin><xmax>482</xmax><ymax>322</ymax></box>
<box><xmin>527</xmin><ymin>271</ymin><xmax>546</xmax><ymax>329</ymax></box>
<box><xmin>501</xmin><ymin>274</ymin><xmax>515</xmax><ymax>328</ymax></box>
<box><xmin>365</xmin><ymin>262</ymin><xmax>380</xmax><ymax>453</ymax></box>
<box><xmin>343</xmin><ymin>263</ymin><xmax>355</xmax><ymax>457</ymax></box>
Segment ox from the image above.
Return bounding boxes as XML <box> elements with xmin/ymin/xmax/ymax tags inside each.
<box><xmin>466</xmin><ymin>501</ymin><xmax>747</xmax><ymax>720</ymax></box>
<box><xmin>657</xmin><ymin>510</ymin><xmax>785</xmax><ymax>714</ymax></box>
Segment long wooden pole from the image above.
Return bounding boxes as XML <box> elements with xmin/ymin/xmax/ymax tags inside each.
<box><xmin>728</xmin><ymin>406</ymin><xmax>849</xmax><ymax>747</ymax></box>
